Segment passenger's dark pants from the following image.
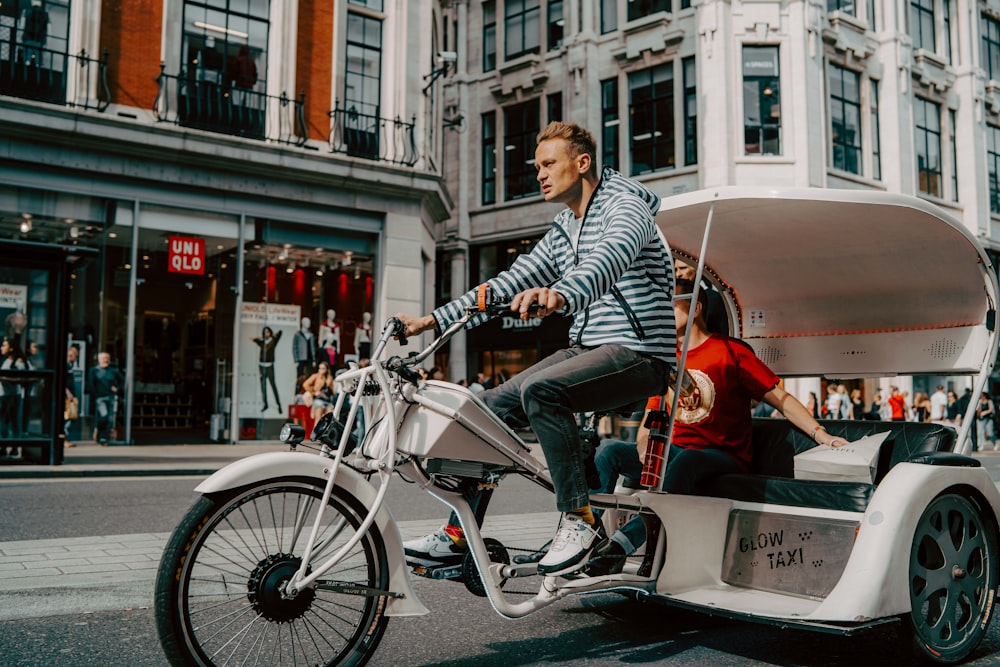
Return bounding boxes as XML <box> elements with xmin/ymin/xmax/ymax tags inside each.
<box><xmin>595</xmin><ymin>440</ymin><xmax>742</xmax><ymax>553</ymax></box>
<box><xmin>444</xmin><ymin>345</ymin><xmax>668</xmax><ymax>529</ymax></box>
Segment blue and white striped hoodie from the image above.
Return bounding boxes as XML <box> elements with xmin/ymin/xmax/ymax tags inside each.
<box><xmin>433</xmin><ymin>167</ymin><xmax>676</xmax><ymax>363</ymax></box>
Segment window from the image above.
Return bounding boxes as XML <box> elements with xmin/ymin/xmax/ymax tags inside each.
<box><xmin>868</xmin><ymin>0</ymin><xmax>877</xmax><ymax>28</ymax></box>
<box><xmin>870</xmin><ymin>79</ymin><xmax>882</xmax><ymax>180</ymax></box>
<box><xmin>547</xmin><ymin>92</ymin><xmax>562</xmax><ymax>123</ymax></box>
<box><xmin>600</xmin><ymin>0</ymin><xmax>617</xmax><ymax>34</ymax></box>
<box><xmin>914</xmin><ymin>97</ymin><xmax>942</xmax><ymax>197</ymax></box>
<box><xmin>949</xmin><ymin>109</ymin><xmax>958</xmax><ymax>201</ymax></box>
<box><xmin>828</xmin><ymin>0</ymin><xmax>856</xmax><ymax>16</ymax></box>
<box><xmin>349</xmin><ymin>0</ymin><xmax>383</xmax><ymax>9</ymax></box>
<box><xmin>483</xmin><ymin>112</ymin><xmax>497</xmax><ymax>205</ymax></box>
<box><xmin>182</xmin><ymin>0</ymin><xmax>269</xmax><ymax>90</ymax></box>
<box><xmin>504</xmin><ymin>99</ymin><xmax>541</xmax><ymax>200</ymax></box>
<box><xmin>944</xmin><ymin>0</ymin><xmax>953</xmax><ymax>63</ymax></box>
<box><xmin>743</xmin><ymin>46</ymin><xmax>781</xmax><ymax>156</ymax></box>
<box><xmin>629</xmin><ymin>63</ymin><xmax>675</xmax><ymax>175</ymax></box>
<box><xmin>601</xmin><ymin>77</ymin><xmax>619</xmax><ymax>171</ymax></box>
<box><xmin>548</xmin><ymin>0</ymin><xmax>564</xmax><ymax>50</ymax></box>
<box><xmin>828</xmin><ymin>63</ymin><xmax>862</xmax><ymax>175</ymax></box>
<box><xmin>344</xmin><ymin>11</ymin><xmax>382</xmax><ymax>119</ymax></box>
<box><xmin>505</xmin><ymin>0</ymin><xmax>540</xmax><ymax>60</ymax></box>
<box><xmin>983</xmin><ymin>14</ymin><xmax>1000</xmax><ymax>82</ymax></box>
<box><xmin>483</xmin><ymin>1</ymin><xmax>496</xmax><ymax>72</ymax></box>
<box><xmin>628</xmin><ymin>0</ymin><xmax>669</xmax><ymax>21</ymax></box>
<box><xmin>988</xmin><ymin>125</ymin><xmax>1000</xmax><ymax>214</ymax></box>
<box><xmin>683</xmin><ymin>57</ymin><xmax>697</xmax><ymax>166</ymax></box>
<box><xmin>910</xmin><ymin>0</ymin><xmax>936</xmax><ymax>53</ymax></box>
<box><xmin>343</xmin><ymin>8</ymin><xmax>382</xmax><ymax>159</ymax></box>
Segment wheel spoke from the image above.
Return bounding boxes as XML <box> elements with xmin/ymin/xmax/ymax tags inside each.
<box><xmin>158</xmin><ymin>481</ymin><xmax>388</xmax><ymax>666</ymax></box>
<box><xmin>907</xmin><ymin>493</ymin><xmax>997</xmax><ymax>662</ymax></box>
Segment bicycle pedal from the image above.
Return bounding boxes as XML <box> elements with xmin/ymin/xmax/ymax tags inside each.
<box><xmin>410</xmin><ymin>563</ymin><xmax>463</xmax><ymax>580</ymax></box>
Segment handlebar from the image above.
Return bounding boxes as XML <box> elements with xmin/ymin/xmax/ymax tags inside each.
<box><xmin>378</xmin><ymin>285</ymin><xmax>540</xmax><ymax>379</ymax></box>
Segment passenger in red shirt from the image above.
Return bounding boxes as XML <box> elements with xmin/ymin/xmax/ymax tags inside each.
<box><xmin>888</xmin><ymin>386</ymin><xmax>908</xmax><ymax>421</ymax></box>
<box><xmin>586</xmin><ymin>277</ymin><xmax>848</xmax><ymax>575</ymax></box>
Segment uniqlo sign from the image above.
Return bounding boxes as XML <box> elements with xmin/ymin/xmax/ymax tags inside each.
<box><xmin>168</xmin><ymin>235</ymin><xmax>205</xmax><ymax>275</ymax></box>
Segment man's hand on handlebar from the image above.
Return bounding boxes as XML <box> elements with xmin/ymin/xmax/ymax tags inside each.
<box><xmin>511</xmin><ymin>287</ymin><xmax>566</xmax><ymax>321</ymax></box>
<box><xmin>394</xmin><ymin>313</ymin><xmax>436</xmax><ymax>339</ymax></box>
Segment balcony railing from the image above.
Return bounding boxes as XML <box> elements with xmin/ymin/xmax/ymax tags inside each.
<box><xmin>328</xmin><ymin>102</ymin><xmax>418</xmax><ymax>167</ymax></box>
<box><xmin>0</xmin><ymin>46</ymin><xmax>109</xmax><ymax>111</ymax></box>
<box><xmin>154</xmin><ymin>66</ymin><xmax>307</xmax><ymax>147</ymax></box>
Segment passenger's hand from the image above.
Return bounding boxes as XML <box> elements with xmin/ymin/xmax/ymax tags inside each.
<box><xmin>395</xmin><ymin>313</ymin><xmax>435</xmax><ymax>338</ymax></box>
<box><xmin>511</xmin><ymin>287</ymin><xmax>566</xmax><ymax>320</ymax></box>
<box><xmin>818</xmin><ymin>432</ymin><xmax>849</xmax><ymax>448</ymax></box>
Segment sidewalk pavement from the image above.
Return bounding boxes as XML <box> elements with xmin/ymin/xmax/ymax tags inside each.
<box><xmin>0</xmin><ymin>441</ymin><xmax>286</xmax><ymax>479</ymax></box>
<box><xmin>0</xmin><ymin>440</ymin><xmax>558</xmax><ymax>621</ymax></box>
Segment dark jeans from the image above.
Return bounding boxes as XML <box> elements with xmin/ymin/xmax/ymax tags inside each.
<box><xmin>479</xmin><ymin>344</ymin><xmax>668</xmax><ymax>512</ymax></box>
<box><xmin>259</xmin><ymin>364</ymin><xmax>280</xmax><ymax>409</ymax></box>
<box><xmin>595</xmin><ymin>439</ymin><xmax>741</xmax><ymax>553</ymax></box>
<box><xmin>95</xmin><ymin>395</ymin><xmax>116</xmax><ymax>442</ymax></box>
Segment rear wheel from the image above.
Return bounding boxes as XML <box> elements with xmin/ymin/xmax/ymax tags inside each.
<box><xmin>155</xmin><ymin>480</ymin><xmax>389</xmax><ymax>667</ymax></box>
<box><xmin>906</xmin><ymin>492</ymin><xmax>998</xmax><ymax>664</ymax></box>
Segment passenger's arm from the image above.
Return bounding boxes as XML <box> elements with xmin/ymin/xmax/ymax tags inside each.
<box><xmin>764</xmin><ymin>386</ymin><xmax>849</xmax><ymax>448</ymax></box>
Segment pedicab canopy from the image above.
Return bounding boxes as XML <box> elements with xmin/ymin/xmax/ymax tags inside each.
<box><xmin>655</xmin><ymin>187</ymin><xmax>999</xmax><ymax>379</ymax></box>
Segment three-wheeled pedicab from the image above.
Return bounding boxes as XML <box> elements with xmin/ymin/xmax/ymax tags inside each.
<box><xmin>155</xmin><ymin>187</ymin><xmax>1000</xmax><ymax>666</ymax></box>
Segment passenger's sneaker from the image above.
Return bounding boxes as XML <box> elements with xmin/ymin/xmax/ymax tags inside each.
<box><xmin>538</xmin><ymin>513</ymin><xmax>606</xmax><ymax>576</ymax></box>
<box><xmin>403</xmin><ymin>526</ymin><xmax>466</xmax><ymax>566</ymax></box>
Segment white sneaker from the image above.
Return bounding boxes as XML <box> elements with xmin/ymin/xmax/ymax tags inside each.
<box><xmin>538</xmin><ymin>513</ymin><xmax>606</xmax><ymax>576</ymax></box>
<box><xmin>403</xmin><ymin>526</ymin><xmax>465</xmax><ymax>566</ymax></box>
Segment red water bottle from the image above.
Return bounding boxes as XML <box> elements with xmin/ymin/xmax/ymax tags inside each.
<box><xmin>640</xmin><ymin>409</ymin><xmax>668</xmax><ymax>488</ymax></box>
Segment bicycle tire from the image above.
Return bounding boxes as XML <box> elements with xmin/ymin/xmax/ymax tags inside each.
<box><xmin>155</xmin><ymin>478</ymin><xmax>390</xmax><ymax>667</ymax></box>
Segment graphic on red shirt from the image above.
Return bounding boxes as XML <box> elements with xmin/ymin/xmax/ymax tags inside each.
<box><xmin>646</xmin><ymin>335</ymin><xmax>779</xmax><ymax>471</ymax></box>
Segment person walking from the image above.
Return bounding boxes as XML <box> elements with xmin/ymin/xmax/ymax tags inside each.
<box><xmin>977</xmin><ymin>392</ymin><xmax>996</xmax><ymax>451</ymax></box>
<box><xmin>86</xmin><ymin>352</ymin><xmax>122</xmax><ymax>445</ymax></box>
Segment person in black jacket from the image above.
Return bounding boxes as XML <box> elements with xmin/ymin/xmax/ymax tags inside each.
<box><xmin>252</xmin><ymin>326</ymin><xmax>282</xmax><ymax>413</ymax></box>
<box><xmin>87</xmin><ymin>352</ymin><xmax>122</xmax><ymax>445</ymax></box>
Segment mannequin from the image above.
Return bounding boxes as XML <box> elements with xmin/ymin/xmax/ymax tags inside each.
<box><xmin>357</xmin><ymin>311</ymin><xmax>372</xmax><ymax>359</ymax></box>
<box><xmin>318</xmin><ymin>308</ymin><xmax>340</xmax><ymax>368</ymax></box>
<box><xmin>292</xmin><ymin>316</ymin><xmax>317</xmax><ymax>378</ymax></box>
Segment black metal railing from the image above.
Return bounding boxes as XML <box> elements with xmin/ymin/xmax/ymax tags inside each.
<box><xmin>328</xmin><ymin>102</ymin><xmax>418</xmax><ymax>167</ymax></box>
<box><xmin>0</xmin><ymin>46</ymin><xmax>109</xmax><ymax>111</ymax></box>
<box><xmin>154</xmin><ymin>65</ymin><xmax>308</xmax><ymax>147</ymax></box>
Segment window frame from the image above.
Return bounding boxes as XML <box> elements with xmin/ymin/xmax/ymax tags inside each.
<box><xmin>909</xmin><ymin>0</ymin><xmax>936</xmax><ymax>53</ymax></box>
<box><xmin>628</xmin><ymin>61</ymin><xmax>677</xmax><ymax>176</ymax></box>
<box><xmin>601</xmin><ymin>77</ymin><xmax>620</xmax><ymax>171</ymax></box>
<box><xmin>483</xmin><ymin>0</ymin><xmax>497</xmax><ymax>73</ymax></box>
<box><xmin>504</xmin><ymin>0</ymin><xmax>541</xmax><ymax>60</ymax></box>
<box><xmin>982</xmin><ymin>13</ymin><xmax>1000</xmax><ymax>82</ymax></box>
<box><xmin>503</xmin><ymin>98</ymin><xmax>541</xmax><ymax>201</ymax></box>
<box><xmin>914</xmin><ymin>96</ymin><xmax>943</xmax><ymax>198</ymax></box>
<box><xmin>683</xmin><ymin>56</ymin><xmax>697</xmax><ymax>167</ymax></box>
<box><xmin>828</xmin><ymin>62</ymin><xmax>863</xmax><ymax>175</ymax></box>
<box><xmin>988</xmin><ymin>123</ymin><xmax>1000</xmax><ymax>214</ymax></box>
<box><xmin>742</xmin><ymin>45</ymin><xmax>782</xmax><ymax>156</ymax></box>
<box><xmin>482</xmin><ymin>111</ymin><xmax>497</xmax><ymax>205</ymax></box>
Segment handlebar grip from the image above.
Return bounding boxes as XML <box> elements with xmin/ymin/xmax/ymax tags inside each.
<box><xmin>388</xmin><ymin>317</ymin><xmax>408</xmax><ymax>346</ymax></box>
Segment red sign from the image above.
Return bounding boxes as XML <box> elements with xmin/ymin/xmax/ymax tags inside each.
<box><xmin>168</xmin><ymin>235</ymin><xmax>205</xmax><ymax>275</ymax></box>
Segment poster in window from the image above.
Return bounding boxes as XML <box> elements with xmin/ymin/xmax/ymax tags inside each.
<box><xmin>238</xmin><ymin>302</ymin><xmax>301</xmax><ymax>419</ymax></box>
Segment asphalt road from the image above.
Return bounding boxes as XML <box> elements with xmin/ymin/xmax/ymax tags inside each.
<box><xmin>6</xmin><ymin>464</ymin><xmax>1000</xmax><ymax>666</ymax></box>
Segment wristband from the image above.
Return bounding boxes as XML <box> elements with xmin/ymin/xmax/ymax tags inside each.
<box><xmin>813</xmin><ymin>425</ymin><xmax>826</xmax><ymax>441</ymax></box>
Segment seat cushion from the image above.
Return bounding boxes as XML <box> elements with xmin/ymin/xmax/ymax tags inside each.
<box><xmin>702</xmin><ymin>474</ymin><xmax>874</xmax><ymax>513</ymax></box>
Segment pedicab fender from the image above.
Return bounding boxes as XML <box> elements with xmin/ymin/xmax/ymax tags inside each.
<box><xmin>812</xmin><ymin>461</ymin><xmax>1000</xmax><ymax>622</ymax></box>
<box><xmin>193</xmin><ymin>451</ymin><xmax>429</xmax><ymax>617</ymax></box>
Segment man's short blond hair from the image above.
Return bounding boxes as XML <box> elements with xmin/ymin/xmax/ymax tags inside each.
<box><xmin>536</xmin><ymin>122</ymin><xmax>599</xmax><ymax>178</ymax></box>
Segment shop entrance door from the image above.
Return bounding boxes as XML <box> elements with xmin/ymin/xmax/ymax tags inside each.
<box><xmin>131</xmin><ymin>213</ymin><xmax>239</xmax><ymax>444</ymax></box>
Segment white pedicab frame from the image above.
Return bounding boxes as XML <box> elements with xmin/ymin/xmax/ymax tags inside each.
<box><xmin>156</xmin><ymin>186</ymin><xmax>1000</xmax><ymax>667</ymax></box>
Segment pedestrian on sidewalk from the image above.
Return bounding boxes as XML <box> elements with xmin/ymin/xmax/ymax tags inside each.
<box><xmin>87</xmin><ymin>352</ymin><xmax>122</xmax><ymax>445</ymax></box>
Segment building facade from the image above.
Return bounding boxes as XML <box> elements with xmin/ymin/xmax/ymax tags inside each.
<box><xmin>431</xmin><ymin>0</ymin><xmax>1000</xmax><ymax>407</ymax></box>
<box><xmin>0</xmin><ymin>0</ymin><xmax>450</xmax><ymax>458</ymax></box>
